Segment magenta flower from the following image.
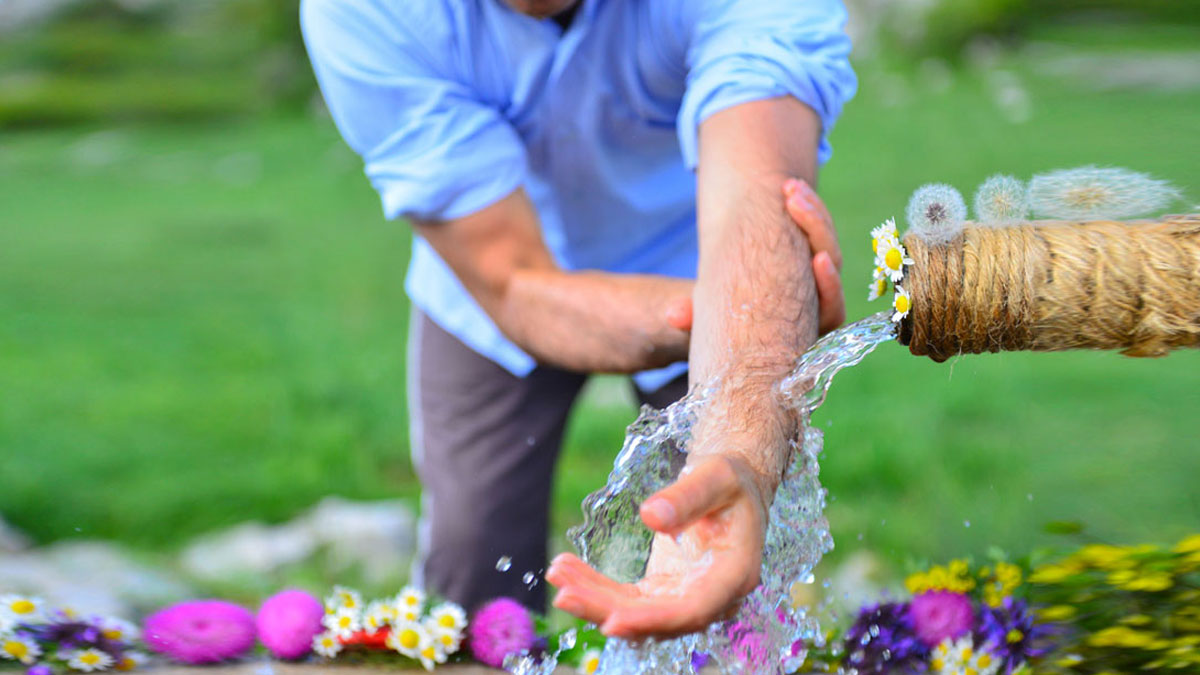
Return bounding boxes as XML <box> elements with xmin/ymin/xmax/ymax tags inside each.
<box><xmin>467</xmin><ymin>598</ymin><xmax>535</xmax><ymax>667</ymax></box>
<box><xmin>256</xmin><ymin>590</ymin><xmax>325</xmax><ymax>660</ymax></box>
<box><xmin>909</xmin><ymin>591</ymin><xmax>974</xmax><ymax>647</ymax></box>
<box><xmin>143</xmin><ymin>600</ymin><xmax>256</xmax><ymax>664</ymax></box>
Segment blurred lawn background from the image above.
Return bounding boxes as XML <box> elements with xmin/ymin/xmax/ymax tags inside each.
<box><xmin>2</xmin><ymin>0</ymin><xmax>1199</xmax><ymax>596</ymax></box>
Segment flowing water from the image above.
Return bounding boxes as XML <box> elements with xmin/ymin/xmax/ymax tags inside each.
<box><xmin>506</xmin><ymin>313</ymin><xmax>896</xmax><ymax>675</ymax></box>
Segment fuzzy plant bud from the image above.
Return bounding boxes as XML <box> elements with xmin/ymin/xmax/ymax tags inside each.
<box><xmin>905</xmin><ymin>183</ymin><xmax>967</xmax><ymax>244</ymax></box>
<box><xmin>973</xmin><ymin>174</ymin><xmax>1030</xmax><ymax>226</ymax></box>
<box><xmin>1028</xmin><ymin>166</ymin><xmax>1181</xmax><ymax>220</ymax></box>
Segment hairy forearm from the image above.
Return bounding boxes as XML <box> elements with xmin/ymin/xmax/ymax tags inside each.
<box><xmin>496</xmin><ymin>270</ymin><xmax>691</xmax><ymax>373</ymax></box>
<box><xmin>689</xmin><ymin>98</ymin><xmax>823</xmax><ymax>495</ymax></box>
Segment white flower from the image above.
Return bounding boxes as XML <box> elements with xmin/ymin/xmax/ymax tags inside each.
<box><xmin>325</xmin><ymin>586</ymin><xmax>362</xmax><ymax>614</ymax></box>
<box><xmin>867</xmin><ymin>274</ymin><xmax>888</xmax><ymax>302</ymax></box>
<box><xmin>875</xmin><ymin>237</ymin><xmax>914</xmax><ymax>283</ymax></box>
<box><xmin>363</xmin><ymin>601</ymin><xmax>394</xmax><ymax>632</ymax></box>
<box><xmin>98</xmin><ymin>617</ymin><xmax>140</xmax><ymax>643</ymax></box>
<box><xmin>115</xmin><ymin>650</ymin><xmax>147</xmax><ymax>671</ymax></box>
<box><xmin>973</xmin><ymin>174</ymin><xmax>1029</xmax><ymax>225</ymax></box>
<box><xmin>387</xmin><ymin>620</ymin><xmax>427</xmax><ymax>659</ymax></box>
<box><xmin>322</xmin><ymin>607</ymin><xmax>361</xmax><ymax>638</ymax></box>
<box><xmin>906</xmin><ymin>183</ymin><xmax>967</xmax><ymax>244</ymax></box>
<box><xmin>416</xmin><ymin>633</ymin><xmax>445</xmax><ymax>671</ymax></box>
<box><xmin>395</xmin><ymin>586</ymin><xmax>425</xmax><ymax>616</ymax></box>
<box><xmin>423</xmin><ymin>618</ymin><xmax>461</xmax><ymax>655</ymax></box>
<box><xmin>427</xmin><ymin>602</ymin><xmax>466</xmax><ymax>635</ymax></box>
<box><xmin>0</xmin><ymin>614</ymin><xmax>15</xmax><ymax>636</ymax></box>
<box><xmin>931</xmin><ymin>636</ymin><xmax>1000</xmax><ymax>675</ymax></box>
<box><xmin>1</xmin><ymin>634</ymin><xmax>41</xmax><ymax>664</ymax></box>
<box><xmin>312</xmin><ymin>631</ymin><xmax>343</xmax><ymax>659</ymax></box>
<box><xmin>871</xmin><ymin>218</ymin><xmax>899</xmax><ymax>254</ymax></box>
<box><xmin>0</xmin><ymin>595</ymin><xmax>45</xmax><ymax>623</ymax></box>
<box><xmin>892</xmin><ymin>285</ymin><xmax>912</xmax><ymax>323</ymax></box>
<box><xmin>69</xmin><ymin>648</ymin><xmax>115</xmax><ymax>672</ymax></box>
<box><xmin>579</xmin><ymin>648</ymin><xmax>602</xmax><ymax>674</ymax></box>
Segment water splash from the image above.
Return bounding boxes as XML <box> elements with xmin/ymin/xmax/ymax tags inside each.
<box><xmin>519</xmin><ymin>313</ymin><xmax>895</xmax><ymax>674</ymax></box>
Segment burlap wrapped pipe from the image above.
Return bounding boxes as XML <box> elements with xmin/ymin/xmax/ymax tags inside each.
<box><xmin>897</xmin><ymin>213</ymin><xmax>1200</xmax><ymax>361</ymax></box>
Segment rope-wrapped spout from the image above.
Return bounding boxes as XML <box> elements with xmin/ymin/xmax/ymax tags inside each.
<box><xmin>897</xmin><ymin>214</ymin><xmax>1200</xmax><ymax>361</ymax></box>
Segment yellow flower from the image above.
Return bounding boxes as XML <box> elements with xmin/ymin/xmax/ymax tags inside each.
<box><xmin>867</xmin><ymin>274</ymin><xmax>888</xmax><ymax>302</ymax></box>
<box><xmin>892</xmin><ymin>286</ymin><xmax>912</xmax><ymax>322</ymax></box>
<box><xmin>1029</xmin><ymin>563</ymin><xmax>1078</xmax><ymax>584</ymax></box>
<box><xmin>1039</xmin><ymin>605</ymin><xmax>1076</xmax><ymax>621</ymax></box>
<box><xmin>579</xmin><ymin>649</ymin><xmax>602</xmax><ymax>675</ymax></box>
<box><xmin>1175</xmin><ymin>534</ymin><xmax>1200</xmax><ymax>554</ymax></box>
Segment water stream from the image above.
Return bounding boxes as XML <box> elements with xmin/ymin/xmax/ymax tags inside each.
<box><xmin>507</xmin><ymin>312</ymin><xmax>896</xmax><ymax>674</ymax></box>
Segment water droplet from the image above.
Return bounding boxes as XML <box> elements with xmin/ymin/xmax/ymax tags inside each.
<box><xmin>869</xmin><ymin>624</ymin><xmax>880</xmax><ymax>637</ymax></box>
<box><xmin>1027</xmin><ymin>493</ymin><xmax>1034</xmax><ymax>501</ymax></box>
<box><xmin>522</xmin><ymin>571</ymin><xmax>536</xmax><ymax>585</ymax></box>
<box><xmin>526</xmin><ymin>436</ymin><xmax>536</xmax><ymax>446</ymax></box>
<box><xmin>880</xmin><ymin>519</ymin><xmax>886</xmax><ymax>526</ymax></box>
<box><xmin>559</xmin><ymin>628</ymin><xmax>576</xmax><ymax>651</ymax></box>
<box><xmin>495</xmin><ymin>556</ymin><xmax>512</xmax><ymax>572</ymax></box>
<box><xmin>882</xmin><ymin>648</ymin><xmax>892</xmax><ymax>661</ymax></box>
<box><xmin>964</xmin><ymin>520</ymin><xmax>971</xmax><ymax>528</ymax></box>
<box><xmin>857</xmin><ymin>532</ymin><xmax>864</xmax><ymax>541</ymax></box>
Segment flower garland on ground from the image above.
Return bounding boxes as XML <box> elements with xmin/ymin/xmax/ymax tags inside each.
<box><xmin>0</xmin><ymin>596</ymin><xmax>144</xmax><ymax>674</ymax></box>
<box><xmin>804</xmin><ymin>533</ymin><xmax>1200</xmax><ymax>674</ymax></box>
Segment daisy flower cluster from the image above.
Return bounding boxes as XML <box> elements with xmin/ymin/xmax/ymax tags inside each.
<box><xmin>0</xmin><ymin>594</ymin><xmax>145</xmax><ymax>674</ymax></box>
<box><xmin>311</xmin><ymin>585</ymin><xmax>467</xmax><ymax>671</ymax></box>
<box><xmin>867</xmin><ymin>217</ymin><xmax>914</xmax><ymax>323</ymax></box>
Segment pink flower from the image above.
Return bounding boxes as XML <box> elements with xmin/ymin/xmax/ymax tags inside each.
<box><xmin>143</xmin><ymin>600</ymin><xmax>256</xmax><ymax>664</ymax></box>
<box><xmin>467</xmin><ymin>598</ymin><xmax>535</xmax><ymax>667</ymax></box>
<box><xmin>908</xmin><ymin>591</ymin><xmax>974</xmax><ymax>647</ymax></box>
<box><xmin>256</xmin><ymin>590</ymin><xmax>324</xmax><ymax>660</ymax></box>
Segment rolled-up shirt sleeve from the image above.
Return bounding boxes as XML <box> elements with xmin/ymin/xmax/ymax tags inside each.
<box><xmin>301</xmin><ymin>0</ymin><xmax>526</xmax><ymax>222</ymax></box>
<box><xmin>675</xmin><ymin>0</ymin><xmax>857</xmax><ymax>169</ymax></box>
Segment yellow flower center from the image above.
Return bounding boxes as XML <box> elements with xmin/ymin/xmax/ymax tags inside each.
<box><xmin>585</xmin><ymin>657</ymin><xmax>600</xmax><ymax>674</ymax></box>
<box><xmin>5</xmin><ymin>641</ymin><xmax>28</xmax><ymax>659</ymax></box>
<box><xmin>117</xmin><ymin>657</ymin><xmax>135</xmax><ymax>671</ymax></box>
<box><xmin>439</xmin><ymin>634</ymin><xmax>454</xmax><ymax>646</ymax></box>
<box><xmin>405</xmin><ymin>597</ymin><xmax>419</xmax><ymax>606</ymax></box>
<box><xmin>930</xmin><ymin>658</ymin><xmax>944</xmax><ymax>671</ymax></box>
<box><xmin>962</xmin><ymin>646</ymin><xmax>974</xmax><ymax>660</ymax></box>
<box><xmin>978</xmin><ymin>652</ymin><xmax>993</xmax><ymax>667</ymax></box>
<box><xmin>884</xmin><ymin>248</ymin><xmax>902</xmax><ymax>271</ymax></box>
<box><xmin>871</xmin><ymin>237</ymin><xmax>879</xmax><ymax>253</ymax></box>
<box><xmin>965</xmin><ymin>668</ymin><xmax>978</xmax><ymax>675</ymax></box>
<box><xmin>438</xmin><ymin>615</ymin><xmax>455</xmax><ymax>629</ymax></box>
<box><xmin>81</xmin><ymin>652</ymin><xmax>102</xmax><ymax>666</ymax></box>
<box><xmin>399</xmin><ymin>629</ymin><xmax>420</xmax><ymax>650</ymax></box>
<box><xmin>421</xmin><ymin>646</ymin><xmax>436</xmax><ymax>660</ymax></box>
<box><xmin>103</xmin><ymin>629</ymin><xmax>123</xmax><ymax>640</ymax></box>
<box><xmin>1007</xmin><ymin>629</ymin><xmax>1025</xmax><ymax>644</ymax></box>
<box><xmin>895</xmin><ymin>294</ymin><xmax>910</xmax><ymax>314</ymax></box>
<box><xmin>11</xmin><ymin>600</ymin><xmax>34</xmax><ymax>615</ymax></box>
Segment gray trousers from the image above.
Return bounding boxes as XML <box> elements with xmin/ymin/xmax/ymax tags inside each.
<box><xmin>407</xmin><ymin>311</ymin><xmax>687</xmax><ymax>612</ymax></box>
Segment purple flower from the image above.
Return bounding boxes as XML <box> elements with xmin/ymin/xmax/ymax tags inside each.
<box><xmin>24</xmin><ymin>620</ymin><xmax>125</xmax><ymax>663</ymax></box>
<box><xmin>725</xmin><ymin>621</ymin><xmax>771</xmax><ymax>666</ymax></box>
<box><xmin>467</xmin><ymin>598</ymin><xmax>535</xmax><ymax>667</ymax></box>
<box><xmin>909</xmin><ymin>591</ymin><xmax>974</xmax><ymax>647</ymax></box>
<box><xmin>256</xmin><ymin>590</ymin><xmax>324</xmax><ymax>660</ymax></box>
<box><xmin>27</xmin><ymin>666</ymin><xmax>54</xmax><ymax>675</ymax></box>
<box><xmin>690</xmin><ymin>651</ymin><xmax>709</xmax><ymax>673</ymax></box>
<box><xmin>976</xmin><ymin>597</ymin><xmax>1054</xmax><ymax>673</ymax></box>
<box><xmin>841</xmin><ymin>602</ymin><xmax>927</xmax><ymax>674</ymax></box>
<box><xmin>143</xmin><ymin>600</ymin><xmax>256</xmax><ymax>664</ymax></box>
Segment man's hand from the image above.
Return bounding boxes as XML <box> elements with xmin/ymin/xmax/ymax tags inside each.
<box><xmin>547</xmin><ymin>436</ymin><xmax>776</xmax><ymax>638</ymax></box>
<box><xmin>664</xmin><ymin>178</ymin><xmax>845</xmax><ymax>336</ymax></box>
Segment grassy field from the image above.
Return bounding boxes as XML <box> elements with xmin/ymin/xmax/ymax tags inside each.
<box><xmin>3</xmin><ymin>28</ymin><xmax>1198</xmax><ymax>591</ymax></box>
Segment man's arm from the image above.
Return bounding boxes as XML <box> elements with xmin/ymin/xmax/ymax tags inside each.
<box><xmin>413</xmin><ymin>190</ymin><xmax>693</xmax><ymax>374</ymax></box>
<box><xmin>546</xmin><ymin>96</ymin><xmax>830</xmax><ymax>638</ymax></box>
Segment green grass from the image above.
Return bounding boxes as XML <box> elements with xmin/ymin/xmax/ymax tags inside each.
<box><xmin>2</xmin><ymin>33</ymin><xmax>1199</xmax><ymax>593</ymax></box>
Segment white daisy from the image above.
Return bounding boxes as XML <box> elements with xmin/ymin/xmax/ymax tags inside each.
<box><xmin>322</xmin><ymin>607</ymin><xmax>361</xmax><ymax>638</ymax></box>
<box><xmin>0</xmin><ymin>595</ymin><xmax>45</xmax><ymax>623</ymax></box>
<box><xmin>875</xmin><ymin>236</ymin><xmax>914</xmax><ymax>283</ymax></box>
<box><xmin>312</xmin><ymin>631</ymin><xmax>343</xmax><ymax>659</ymax></box>
<box><xmin>871</xmin><ymin>218</ymin><xmax>899</xmax><ymax>254</ymax></box>
<box><xmin>1</xmin><ymin>634</ymin><xmax>41</xmax><ymax>664</ymax></box>
<box><xmin>579</xmin><ymin>648</ymin><xmax>602</xmax><ymax>675</ymax></box>
<box><xmin>363</xmin><ymin>601</ymin><xmax>394</xmax><ymax>632</ymax></box>
<box><xmin>98</xmin><ymin>617</ymin><xmax>140</xmax><ymax>643</ymax></box>
<box><xmin>0</xmin><ymin>614</ymin><xmax>15</xmax><ymax>636</ymax></box>
<box><xmin>422</xmin><ymin>618</ymin><xmax>462</xmax><ymax>655</ymax></box>
<box><xmin>69</xmin><ymin>648</ymin><xmax>115</xmax><ymax>672</ymax></box>
<box><xmin>427</xmin><ymin>602</ymin><xmax>466</xmax><ymax>635</ymax></box>
<box><xmin>115</xmin><ymin>650</ymin><xmax>147</xmax><ymax>671</ymax></box>
<box><xmin>395</xmin><ymin>586</ymin><xmax>425</xmax><ymax>616</ymax></box>
<box><xmin>931</xmin><ymin>636</ymin><xmax>1000</xmax><ymax>675</ymax></box>
<box><xmin>892</xmin><ymin>285</ymin><xmax>912</xmax><ymax>323</ymax></box>
<box><xmin>416</xmin><ymin>633</ymin><xmax>445</xmax><ymax>671</ymax></box>
<box><xmin>387</xmin><ymin>620</ymin><xmax>426</xmax><ymax>659</ymax></box>
<box><xmin>325</xmin><ymin>586</ymin><xmax>362</xmax><ymax>614</ymax></box>
<box><xmin>867</xmin><ymin>274</ymin><xmax>888</xmax><ymax>302</ymax></box>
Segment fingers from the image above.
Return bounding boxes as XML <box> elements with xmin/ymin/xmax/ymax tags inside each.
<box><xmin>783</xmin><ymin>178</ymin><xmax>842</xmax><ymax>271</ymax></box>
<box><xmin>664</xmin><ymin>296</ymin><xmax>693</xmax><ymax>332</ymax></box>
<box><xmin>547</xmin><ymin>555</ymin><xmax>630</xmax><ymax>626</ymax></box>
<box><xmin>601</xmin><ymin>551</ymin><xmax>750</xmax><ymax>639</ymax></box>
<box><xmin>813</xmin><ymin>251</ymin><xmax>846</xmax><ymax>335</ymax></box>
<box><xmin>639</xmin><ymin>457</ymin><xmax>743</xmax><ymax>535</ymax></box>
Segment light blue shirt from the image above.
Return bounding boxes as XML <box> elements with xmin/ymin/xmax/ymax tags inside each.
<box><xmin>301</xmin><ymin>0</ymin><xmax>856</xmax><ymax>391</ymax></box>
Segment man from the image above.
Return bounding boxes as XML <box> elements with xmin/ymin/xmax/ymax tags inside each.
<box><xmin>301</xmin><ymin>0</ymin><xmax>855</xmax><ymax>639</ymax></box>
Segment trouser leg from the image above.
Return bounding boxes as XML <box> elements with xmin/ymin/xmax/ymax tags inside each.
<box><xmin>408</xmin><ymin>311</ymin><xmax>587</xmax><ymax>612</ymax></box>
<box><xmin>632</xmin><ymin>373</ymin><xmax>690</xmax><ymax>410</ymax></box>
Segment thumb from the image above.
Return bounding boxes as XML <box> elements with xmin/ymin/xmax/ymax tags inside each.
<box><xmin>640</xmin><ymin>457</ymin><xmax>742</xmax><ymax>535</ymax></box>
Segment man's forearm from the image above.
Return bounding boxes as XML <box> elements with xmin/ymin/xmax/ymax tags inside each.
<box><xmin>497</xmin><ymin>270</ymin><xmax>691</xmax><ymax>373</ymax></box>
<box><xmin>689</xmin><ymin>97</ymin><xmax>824</xmax><ymax>495</ymax></box>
